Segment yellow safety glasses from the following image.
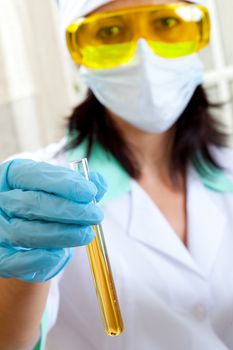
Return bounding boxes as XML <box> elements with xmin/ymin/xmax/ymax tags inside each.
<box><xmin>66</xmin><ymin>3</ymin><xmax>210</xmax><ymax>69</ymax></box>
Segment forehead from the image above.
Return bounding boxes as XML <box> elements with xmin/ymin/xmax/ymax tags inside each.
<box><xmin>94</xmin><ymin>0</ymin><xmax>184</xmax><ymax>13</ymax></box>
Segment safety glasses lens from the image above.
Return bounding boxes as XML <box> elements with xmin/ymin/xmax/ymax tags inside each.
<box><xmin>66</xmin><ymin>4</ymin><xmax>210</xmax><ymax>69</ymax></box>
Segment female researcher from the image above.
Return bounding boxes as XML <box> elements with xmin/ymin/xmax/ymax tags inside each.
<box><xmin>1</xmin><ymin>0</ymin><xmax>233</xmax><ymax>349</ymax></box>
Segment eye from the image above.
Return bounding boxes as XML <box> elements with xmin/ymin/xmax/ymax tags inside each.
<box><xmin>154</xmin><ymin>17</ymin><xmax>180</xmax><ymax>30</ymax></box>
<box><xmin>97</xmin><ymin>25</ymin><xmax>122</xmax><ymax>39</ymax></box>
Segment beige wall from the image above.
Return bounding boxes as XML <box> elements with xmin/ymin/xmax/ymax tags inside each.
<box><xmin>0</xmin><ymin>0</ymin><xmax>233</xmax><ymax>161</ymax></box>
<box><xmin>0</xmin><ymin>0</ymin><xmax>77</xmax><ymax>161</ymax></box>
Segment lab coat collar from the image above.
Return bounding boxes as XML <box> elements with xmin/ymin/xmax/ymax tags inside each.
<box><xmin>65</xmin><ymin>137</ymin><xmax>233</xmax><ymax>202</ymax></box>
<box><xmin>128</xmin><ymin>166</ymin><xmax>227</xmax><ymax>279</ymax></box>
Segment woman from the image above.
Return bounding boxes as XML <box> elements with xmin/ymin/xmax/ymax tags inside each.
<box><xmin>1</xmin><ymin>0</ymin><xmax>233</xmax><ymax>349</ymax></box>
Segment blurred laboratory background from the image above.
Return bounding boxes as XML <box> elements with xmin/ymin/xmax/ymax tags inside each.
<box><xmin>0</xmin><ymin>0</ymin><xmax>232</xmax><ymax>161</ymax></box>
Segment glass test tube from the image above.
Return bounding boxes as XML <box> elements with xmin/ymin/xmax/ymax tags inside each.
<box><xmin>71</xmin><ymin>159</ymin><xmax>124</xmax><ymax>337</ymax></box>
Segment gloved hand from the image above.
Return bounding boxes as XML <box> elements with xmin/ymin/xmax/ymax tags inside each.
<box><xmin>0</xmin><ymin>159</ymin><xmax>107</xmax><ymax>282</ymax></box>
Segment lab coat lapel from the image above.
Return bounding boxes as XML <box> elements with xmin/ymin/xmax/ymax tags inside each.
<box><xmin>128</xmin><ymin>180</ymin><xmax>201</xmax><ymax>277</ymax></box>
<box><xmin>187</xmin><ymin>166</ymin><xmax>227</xmax><ymax>278</ymax></box>
<box><xmin>128</xmin><ymin>166</ymin><xmax>227</xmax><ymax>279</ymax></box>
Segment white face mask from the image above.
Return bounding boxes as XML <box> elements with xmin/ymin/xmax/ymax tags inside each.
<box><xmin>80</xmin><ymin>40</ymin><xmax>204</xmax><ymax>133</ymax></box>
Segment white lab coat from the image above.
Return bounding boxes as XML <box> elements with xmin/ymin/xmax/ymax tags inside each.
<box><xmin>16</xmin><ymin>139</ymin><xmax>233</xmax><ymax>350</ymax></box>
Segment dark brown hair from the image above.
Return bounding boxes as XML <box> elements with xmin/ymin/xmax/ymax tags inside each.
<box><xmin>66</xmin><ymin>86</ymin><xmax>227</xmax><ymax>182</ymax></box>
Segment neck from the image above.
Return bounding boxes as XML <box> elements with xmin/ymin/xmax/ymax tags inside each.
<box><xmin>107</xmin><ymin>110</ymin><xmax>177</xmax><ymax>184</ymax></box>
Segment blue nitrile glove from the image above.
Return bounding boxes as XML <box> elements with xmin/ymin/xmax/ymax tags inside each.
<box><xmin>0</xmin><ymin>159</ymin><xmax>107</xmax><ymax>282</ymax></box>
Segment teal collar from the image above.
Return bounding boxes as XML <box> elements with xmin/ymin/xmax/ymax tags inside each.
<box><xmin>66</xmin><ymin>140</ymin><xmax>131</xmax><ymax>203</ymax></box>
<box><xmin>193</xmin><ymin>153</ymin><xmax>233</xmax><ymax>193</ymax></box>
<box><xmin>66</xmin><ymin>140</ymin><xmax>233</xmax><ymax>202</ymax></box>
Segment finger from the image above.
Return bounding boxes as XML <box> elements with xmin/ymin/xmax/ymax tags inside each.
<box><xmin>0</xmin><ymin>189</ymin><xmax>103</xmax><ymax>224</ymax></box>
<box><xmin>0</xmin><ymin>246</ymin><xmax>72</xmax><ymax>282</ymax></box>
<box><xmin>0</xmin><ymin>213</ymin><xmax>95</xmax><ymax>248</ymax></box>
<box><xmin>89</xmin><ymin>172</ymin><xmax>108</xmax><ymax>202</ymax></box>
<box><xmin>2</xmin><ymin>159</ymin><xmax>97</xmax><ymax>203</ymax></box>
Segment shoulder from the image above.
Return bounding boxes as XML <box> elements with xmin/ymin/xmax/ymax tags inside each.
<box><xmin>4</xmin><ymin>138</ymin><xmax>69</xmax><ymax>167</ymax></box>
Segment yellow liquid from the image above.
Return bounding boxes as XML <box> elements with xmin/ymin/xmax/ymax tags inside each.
<box><xmin>87</xmin><ymin>225</ymin><xmax>124</xmax><ymax>336</ymax></box>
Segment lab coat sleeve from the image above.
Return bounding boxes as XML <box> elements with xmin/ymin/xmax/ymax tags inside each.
<box><xmin>1</xmin><ymin>139</ymin><xmax>68</xmax><ymax>349</ymax></box>
<box><xmin>3</xmin><ymin>137</ymin><xmax>68</xmax><ymax>165</ymax></box>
